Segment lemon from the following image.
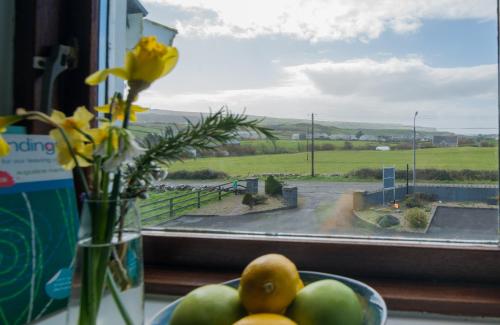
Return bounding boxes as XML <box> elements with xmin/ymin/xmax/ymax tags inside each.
<box><xmin>286</xmin><ymin>279</ymin><xmax>363</xmax><ymax>325</ymax></box>
<box><xmin>239</xmin><ymin>254</ymin><xmax>303</xmax><ymax>314</ymax></box>
<box><xmin>234</xmin><ymin>313</ymin><xmax>297</xmax><ymax>325</ymax></box>
<box><xmin>170</xmin><ymin>284</ymin><xmax>245</xmax><ymax>325</ymax></box>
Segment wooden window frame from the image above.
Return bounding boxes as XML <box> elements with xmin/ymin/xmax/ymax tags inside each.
<box><xmin>12</xmin><ymin>0</ymin><xmax>500</xmax><ymax>318</ymax></box>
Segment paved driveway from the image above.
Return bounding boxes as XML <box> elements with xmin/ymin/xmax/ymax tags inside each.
<box><xmin>154</xmin><ymin>180</ymin><xmax>498</xmax><ymax>242</ymax></box>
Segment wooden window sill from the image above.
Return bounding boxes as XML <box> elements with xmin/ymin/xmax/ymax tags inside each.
<box><xmin>144</xmin><ymin>267</ymin><xmax>500</xmax><ymax>318</ymax></box>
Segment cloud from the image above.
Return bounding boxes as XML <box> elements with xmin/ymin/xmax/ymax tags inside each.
<box><xmin>137</xmin><ymin>57</ymin><xmax>497</xmax><ymax>131</ymax></box>
<box><xmin>287</xmin><ymin>58</ymin><xmax>496</xmax><ymax>101</ymax></box>
<box><xmin>143</xmin><ymin>0</ymin><xmax>495</xmax><ymax>42</ymax></box>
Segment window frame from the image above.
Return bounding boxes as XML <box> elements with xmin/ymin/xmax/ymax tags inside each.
<box><xmin>12</xmin><ymin>0</ymin><xmax>500</xmax><ymax>318</ymax></box>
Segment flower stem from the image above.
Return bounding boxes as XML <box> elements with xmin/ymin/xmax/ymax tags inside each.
<box><xmin>106</xmin><ymin>269</ymin><xmax>134</xmax><ymax>325</ymax></box>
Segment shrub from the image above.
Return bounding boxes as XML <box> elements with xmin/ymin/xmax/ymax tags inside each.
<box><xmin>321</xmin><ymin>143</ymin><xmax>336</xmax><ymax>151</ymax></box>
<box><xmin>265</xmin><ymin>175</ymin><xmax>283</xmax><ymax>196</ymax></box>
<box><xmin>242</xmin><ymin>193</ymin><xmax>268</xmax><ymax>209</ymax></box>
<box><xmin>347</xmin><ymin>168</ymin><xmax>498</xmax><ymax>182</ymax></box>
<box><xmin>403</xmin><ymin>195</ymin><xmax>423</xmax><ymax>208</ymax></box>
<box><xmin>404</xmin><ymin>208</ymin><xmax>428</xmax><ymax>229</ymax></box>
<box><xmin>343</xmin><ymin>141</ymin><xmax>353</xmax><ymax>150</ymax></box>
<box><xmin>377</xmin><ymin>214</ymin><xmax>400</xmax><ymax>228</ymax></box>
<box><xmin>167</xmin><ymin>169</ymin><xmax>228</xmax><ymax>180</ymax></box>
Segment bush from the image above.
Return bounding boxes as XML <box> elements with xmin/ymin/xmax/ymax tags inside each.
<box><xmin>167</xmin><ymin>169</ymin><xmax>228</xmax><ymax>180</ymax></box>
<box><xmin>242</xmin><ymin>193</ymin><xmax>268</xmax><ymax>209</ymax></box>
<box><xmin>403</xmin><ymin>192</ymin><xmax>436</xmax><ymax>208</ymax></box>
<box><xmin>343</xmin><ymin>141</ymin><xmax>353</xmax><ymax>150</ymax></box>
<box><xmin>377</xmin><ymin>214</ymin><xmax>400</xmax><ymax>228</ymax></box>
<box><xmin>404</xmin><ymin>208</ymin><xmax>428</xmax><ymax>229</ymax></box>
<box><xmin>321</xmin><ymin>143</ymin><xmax>336</xmax><ymax>151</ymax></box>
<box><xmin>347</xmin><ymin>168</ymin><xmax>498</xmax><ymax>182</ymax></box>
<box><xmin>403</xmin><ymin>195</ymin><xmax>423</xmax><ymax>208</ymax></box>
<box><xmin>265</xmin><ymin>175</ymin><xmax>283</xmax><ymax>196</ymax></box>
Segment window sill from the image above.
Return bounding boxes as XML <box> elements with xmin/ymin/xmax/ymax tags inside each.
<box><xmin>144</xmin><ymin>267</ymin><xmax>500</xmax><ymax>318</ymax></box>
<box><xmin>143</xmin><ymin>231</ymin><xmax>500</xmax><ymax>317</ymax></box>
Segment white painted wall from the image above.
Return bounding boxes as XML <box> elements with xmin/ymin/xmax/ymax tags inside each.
<box><xmin>0</xmin><ymin>0</ymin><xmax>14</xmax><ymax>115</ymax></box>
<box><xmin>143</xmin><ymin>19</ymin><xmax>177</xmax><ymax>46</ymax></box>
<box><xmin>107</xmin><ymin>0</ymin><xmax>128</xmax><ymax>97</ymax></box>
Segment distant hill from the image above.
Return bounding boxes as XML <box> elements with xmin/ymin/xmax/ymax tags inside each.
<box><xmin>135</xmin><ymin>109</ymin><xmax>451</xmax><ymax>138</ymax></box>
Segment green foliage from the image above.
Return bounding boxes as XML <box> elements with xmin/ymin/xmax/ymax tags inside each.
<box><xmin>377</xmin><ymin>214</ymin><xmax>400</xmax><ymax>228</ymax></box>
<box><xmin>348</xmin><ymin>168</ymin><xmax>498</xmax><ymax>182</ymax></box>
<box><xmin>167</xmin><ymin>169</ymin><xmax>228</xmax><ymax>180</ymax></box>
<box><xmin>404</xmin><ymin>208</ymin><xmax>428</xmax><ymax>229</ymax></box>
<box><xmin>355</xmin><ymin>130</ymin><xmax>364</xmax><ymax>139</ymax></box>
<box><xmin>122</xmin><ymin>109</ymin><xmax>275</xmax><ymax>198</ymax></box>
<box><xmin>242</xmin><ymin>193</ymin><xmax>268</xmax><ymax>208</ymax></box>
<box><xmin>343</xmin><ymin>141</ymin><xmax>354</xmax><ymax>150</ymax></box>
<box><xmin>403</xmin><ymin>192</ymin><xmax>437</xmax><ymax>208</ymax></box>
<box><xmin>265</xmin><ymin>175</ymin><xmax>283</xmax><ymax>196</ymax></box>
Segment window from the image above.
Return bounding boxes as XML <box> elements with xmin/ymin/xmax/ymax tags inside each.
<box><xmin>125</xmin><ymin>1</ymin><xmax>499</xmax><ymax>245</ymax></box>
<box><xmin>121</xmin><ymin>1</ymin><xmax>500</xmax><ymax>315</ymax></box>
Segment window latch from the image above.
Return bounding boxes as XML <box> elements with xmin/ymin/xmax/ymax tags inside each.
<box><xmin>33</xmin><ymin>42</ymin><xmax>78</xmax><ymax>114</ymax></box>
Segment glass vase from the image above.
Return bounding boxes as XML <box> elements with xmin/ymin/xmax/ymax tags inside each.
<box><xmin>67</xmin><ymin>199</ymin><xmax>144</xmax><ymax>325</ymax></box>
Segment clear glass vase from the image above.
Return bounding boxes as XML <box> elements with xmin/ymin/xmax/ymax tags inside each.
<box><xmin>67</xmin><ymin>199</ymin><xmax>144</xmax><ymax>325</ymax></box>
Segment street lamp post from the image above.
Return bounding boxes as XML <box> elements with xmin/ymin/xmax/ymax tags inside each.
<box><xmin>413</xmin><ymin>111</ymin><xmax>418</xmax><ymax>188</ymax></box>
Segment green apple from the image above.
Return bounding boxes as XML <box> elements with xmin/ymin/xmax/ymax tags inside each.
<box><xmin>170</xmin><ymin>284</ymin><xmax>246</xmax><ymax>325</ymax></box>
<box><xmin>286</xmin><ymin>279</ymin><xmax>363</xmax><ymax>325</ymax></box>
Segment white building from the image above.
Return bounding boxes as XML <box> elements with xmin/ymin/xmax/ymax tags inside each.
<box><xmin>359</xmin><ymin>134</ymin><xmax>378</xmax><ymax>141</ymax></box>
<box><xmin>376</xmin><ymin>146</ymin><xmax>391</xmax><ymax>151</ymax></box>
<box><xmin>329</xmin><ymin>134</ymin><xmax>354</xmax><ymax>140</ymax></box>
<box><xmin>104</xmin><ymin>0</ymin><xmax>178</xmax><ymax>101</ymax></box>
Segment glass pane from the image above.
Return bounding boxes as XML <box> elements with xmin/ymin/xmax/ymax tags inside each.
<box><xmin>113</xmin><ymin>1</ymin><xmax>498</xmax><ymax>244</ymax></box>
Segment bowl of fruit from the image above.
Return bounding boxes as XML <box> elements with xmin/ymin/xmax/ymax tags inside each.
<box><xmin>151</xmin><ymin>254</ymin><xmax>387</xmax><ymax>325</ymax></box>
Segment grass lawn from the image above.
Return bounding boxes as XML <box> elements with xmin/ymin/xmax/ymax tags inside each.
<box><xmin>168</xmin><ymin>147</ymin><xmax>497</xmax><ymax>177</ymax></box>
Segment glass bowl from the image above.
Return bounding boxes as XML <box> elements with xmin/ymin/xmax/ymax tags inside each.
<box><xmin>150</xmin><ymin>270</ymin><xmax>387</xmax><ymax>325</ymax></box>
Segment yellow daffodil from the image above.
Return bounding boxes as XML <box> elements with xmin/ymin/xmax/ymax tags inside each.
<box><xmin>88</xmin><ymin>123</ymin><xmax>120</xmax><ymax>153</ymax></box>
<box><xmin>85</xmin><ymin>36</ymin><xmax>178</xmax><ymax>87</ymax></box>
<box><xmin>95</xmin><ymin>98</ymin><xmax>148</xmax><ymax>122</ymax></box>
<box><xmin>0</xmin><ymin>116</ymin><xmax>22</xmax><ymax>157</ymax></box>
<box><xmin>49</xmin><ymin>129</ymin><xmax>93</xmax><ymax>170</ymax></box>
<box><xmin>49</xmin><ymin>106</ymin><xmax>94</xmax><ymax>142</ymax></box>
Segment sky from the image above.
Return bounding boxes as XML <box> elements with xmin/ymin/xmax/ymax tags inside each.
<box><xmin>137</xmin><ymin>0</ymin><xmax>498</xmax><ymax>134</ymax></box>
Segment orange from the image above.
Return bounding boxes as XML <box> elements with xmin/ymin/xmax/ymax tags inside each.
<box><xmin>233</xmin><ymin>313</ymin><xmax>297</xmax><ymax>325</ymax></box>
<box><xmin>239</xmin><ymin>254</ymin><xmax>304</xmax><ymax>314</ymax></box>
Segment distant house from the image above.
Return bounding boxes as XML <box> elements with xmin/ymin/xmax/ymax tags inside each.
<box><xmin>329</xmin><ymin>134</ymin><xmax>353</xmax><ymax>140</ymax></box>
<box><xmin>432</xmin><ymin>135</ymin><xmax>458</xmax><ymax>147</ymax></box>
<box><xmin>359</xmin><ymin>135</ymin><xmax>378</xmax><ymax>141</ymax></box>
<box><xmin>291</xmin><ymin>133</ymin><xmax>306</xmax><ymax>140</ymax></box>
<box><xmin>376</xmin><ymin>146</ymin><xmax>391</xmax><ymax>151</ymax></box>
<box><xmin>237</xmin><ymin>130</ymin><xmax>260</xmax><ymax>140</ymax></box>
<box><xmin>315</xmin><ymin>133</ymin><xmax>330</xmax><ymax>139</ymax></box>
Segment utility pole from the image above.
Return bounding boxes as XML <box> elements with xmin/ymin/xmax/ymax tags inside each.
<box><xmin>311</xmin><ymin>113</ymin><xmax>315</xmax><ymax>177</ymax></box>
<box><xmin>306</xmin><ymin>127</ymin><xmax>309</xmax><ymax>161</ymax></box>
<box><xmin>413</xmin><ymin>111</ymin><xmax>418</xmax><ymax>188</ymax></box>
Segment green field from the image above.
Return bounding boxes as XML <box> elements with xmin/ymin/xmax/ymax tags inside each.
<box><xmin>168</xmin><ymin>147</ymin><xmax>497</xmax><ymax>177</ymax></box>
<box><xmin>239</xmin><ymin>139</ymin><xmax>394</xmax><ymax>152</ymax></box>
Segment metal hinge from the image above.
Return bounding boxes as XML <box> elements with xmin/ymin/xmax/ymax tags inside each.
<box><xmin>33</xmin><ymin>42</ymin><xmax>78</xmax><ymax>113</ymax></box>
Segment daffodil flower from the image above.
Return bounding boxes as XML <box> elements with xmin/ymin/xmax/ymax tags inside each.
<box><xmin>49</xmin><ymin>129</ymin><xmax>93</xmax><ymax>170</ymax></box>
<box><xmin>49</xmin><ymin>106</ymin><xmax>95</xmax><ymax>142</ymax></box>
<box><xmin>95</xmin><ymin>98</ymin><xmax>148</xmax><ymax>122</ymax></box>
<box><xmin>0</xmin><ymin>116</ymin><xmax>22</xmax><ymax>157</ymax></box>
<box><xmin>85</xmin><ymin>36</ymin><xmax>178</xmax><ymax>87</ymax></box>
